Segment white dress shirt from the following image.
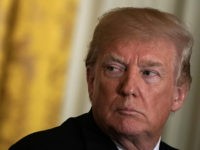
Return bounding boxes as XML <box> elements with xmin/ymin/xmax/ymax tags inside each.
<box><xmin>115</xmin><ymin>138</ymin><xmax>161</xmax><ymax>150</ymax></box>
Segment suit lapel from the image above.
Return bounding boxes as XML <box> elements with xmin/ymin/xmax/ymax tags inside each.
<box><xmin>159</xmin><ymin>141</ymin><xmax>178</xmax><ymax>150</ymax></box>
<box><xmin>80</xmin><ymin>110</ymin><xmax>118</xmax><ymax>150</ymax></box>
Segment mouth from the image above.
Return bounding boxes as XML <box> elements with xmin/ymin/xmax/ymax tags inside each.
<box><xmin>116</xmin><ymin>108</ymin><xmax>143</xmax><ymax>117</ymax></box>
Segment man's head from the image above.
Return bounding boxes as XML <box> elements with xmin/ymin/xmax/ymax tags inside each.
<box><xmin>85</xmin><ymin>7</ymin><xmax>193</xmax><ymax>148</ymax></box>
<box><xmin>86</xmin><ymin>7</ymin><xmax>193</xmax><ymax>88</ymax></box>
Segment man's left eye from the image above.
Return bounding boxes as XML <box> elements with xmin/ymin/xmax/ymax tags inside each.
<box><xmin>142</xmin><ymin>70</ymin><xmax>157</xmax><ymax>77</ymax></box>
<box><xmin>141</xmin><ymin>69</ymin><xmax>161</xmax><ymax>83</ymax></box>
<box><xmin>141</xmin><ymin>69</ymin><xmax>160</xmax><ymax>79</ymax></box>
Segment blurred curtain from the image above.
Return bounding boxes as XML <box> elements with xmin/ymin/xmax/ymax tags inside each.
<box><xmin>0</xmin><ymin>0</ymin><xmax>79</xmax><ymax>149</ymax></box>
<box><xmin>61</xmin><ymin>0</ymin><xmax>200</xmax><ymax>150</ymax></box>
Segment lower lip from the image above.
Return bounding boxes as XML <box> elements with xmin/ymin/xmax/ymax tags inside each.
<box><xmin>117</xmin><ymin>109</ymin><xmax>141</xmax><ymax>116</ymax></box>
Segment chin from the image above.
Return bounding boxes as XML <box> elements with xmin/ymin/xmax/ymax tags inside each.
<box><xmin>107</xmin><ymin>117</ymin><xmax>148</xmax><ymax>137</ymax></box>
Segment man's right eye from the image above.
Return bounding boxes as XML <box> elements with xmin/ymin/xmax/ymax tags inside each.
<box><xmin>104</xmin><ymin>64</ymin><xmax>126</xmax><ymax>78</ymax></box>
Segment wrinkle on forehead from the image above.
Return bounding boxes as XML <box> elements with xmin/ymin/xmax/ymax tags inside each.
<box><xmin>100</xmin><ymin>38</ymin><xmax>176</xmax><ymax>62</ymax></box>
<box><xmin>98</xmin><ymin>38</ymin><xmax>177</xmax><ymax>79</ymax></box>
<box><xmin>102</xmin><ymin>52</ymin><xmax>166</xmax><ymax>72</ymax></box>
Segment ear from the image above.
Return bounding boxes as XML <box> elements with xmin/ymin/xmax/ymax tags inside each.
<box><xmin>171</xmin><ymin>84</ymin><xmax>189</xmax><ymax>112</ymax></box>
<box><xmin>86</xmin><ymin>67</ymin><xmax>95</xmax><ymax>100</ymax></box>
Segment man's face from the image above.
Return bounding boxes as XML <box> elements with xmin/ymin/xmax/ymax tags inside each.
<box><xmin>87</xmin><ymin>39</ymin><xmax>187</xmax><ymax>139</ymax></box>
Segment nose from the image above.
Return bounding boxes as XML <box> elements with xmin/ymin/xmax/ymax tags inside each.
<box><xmin>118</xmin><ymin>72</ymin><xmax>139</xmax><ymax>97</ymax></box>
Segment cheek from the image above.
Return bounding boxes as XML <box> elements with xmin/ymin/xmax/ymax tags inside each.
<box><xmin>151</xmin><ymin>85</ymin><xmax>173</xmax><ymax>108</ymax></box>
<box><xmin>91</xmin><ymin>74</ymin><xmax>118</xmax><ymax>108</ymax></box>
<box><xmin>145</xmin><ymin>83</ymin><xmax>175</xmax><ymax>123</ymax></box>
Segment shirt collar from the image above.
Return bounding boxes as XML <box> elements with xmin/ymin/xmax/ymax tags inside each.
<box><xmin>154</xmin><ymin>137</ymin><xmax>161</xmax><ymax>150</ymax></box>
<box><xmin>115</xmin><ymin>137</ymin><xmax>161</xmax><ymax>150</ymax></box>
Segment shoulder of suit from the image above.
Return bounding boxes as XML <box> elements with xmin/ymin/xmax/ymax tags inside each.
<box><xmin>160</xmin><ymin>141</ymin><xmax>178</xmax><ymax>150</ymax></box>
<box><xmin>9</xmin><ymin>112</ymin><xmax>89</xmax><ymax>150</ymax></box>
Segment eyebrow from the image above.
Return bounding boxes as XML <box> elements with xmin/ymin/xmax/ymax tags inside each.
<box><xmin>103</xmin><ymin>53</ymin><xmax>127</xmax><ymax>65</ymax></box>
<box><xmin>103</xmin><ymin>54</ymin><xmax>165</xmax><ymax>72</ymax></box>
<box><xmin>139</xmin><ymin>60</ymin><xmax>163</xmax><ymax>68</ymax></box>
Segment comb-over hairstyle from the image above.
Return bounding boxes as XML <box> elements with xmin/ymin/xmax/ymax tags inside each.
<box><xmin>86</xmin><ymin>7</ymin><xmax>193</xmax><ymax>87</ymax></box>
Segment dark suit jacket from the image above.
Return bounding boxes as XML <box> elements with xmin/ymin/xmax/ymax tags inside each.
<box><xmin>9</xmin><ymin>111</ymin><xmax>177</xmax><ymax>150</ymax></box>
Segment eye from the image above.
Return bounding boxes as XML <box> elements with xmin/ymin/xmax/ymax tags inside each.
<box><xmin>103</xmin><ymin>63</ymin><xmax>126</xmax><ymax>78</ymax></box>
<box><xmin>141</xmin><ymin>69</ymin><xmax>160</xmax><ymax>83</ymax></box>
<box><xmin>142</xmin><ymin>70</ymin><xmax>157</xmax><ymax>77</ymax></box>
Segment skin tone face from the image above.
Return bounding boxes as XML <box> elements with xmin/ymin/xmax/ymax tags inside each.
<box><xmin>87</xmin><ymin>39</ymin><xmax>187</xmax><ymax>149</ymax></box>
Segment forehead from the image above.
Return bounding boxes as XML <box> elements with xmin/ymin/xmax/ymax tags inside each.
<box><xmin>98</xmin><ymin>39</ymin><xmax>177</xmax><ymax>65</ymax></box>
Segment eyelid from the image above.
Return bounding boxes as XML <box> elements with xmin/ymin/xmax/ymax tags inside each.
<box><xmin>104</xmin><ymin>63</ymin><xmax>126</xmax><ymax>71</ymax></box>
<box><xmin>142</xmin><ymin>69</ymin><xmax>159</xmax><ymax>76</ymax></box>
<box><xmin>103</xmin><ymin>61</ymin><xmax>126</xmax><ymax>77</ymax></box>
<box><xmin>140</xmin><ymin>68</ymin><xmax>162</xmax><ymax>84</ymax></box>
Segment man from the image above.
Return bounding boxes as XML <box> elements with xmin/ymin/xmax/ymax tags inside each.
<box><xmin>9</xmin><ymin>7</ymin><xmax>193</xmax><ymax>150</ymax></box>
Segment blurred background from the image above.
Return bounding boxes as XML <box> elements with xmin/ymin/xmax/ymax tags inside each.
<box><xmin>0</xmin><ymin>0</ymin><xmax>199</xmax><ymax>149</ymax></box>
